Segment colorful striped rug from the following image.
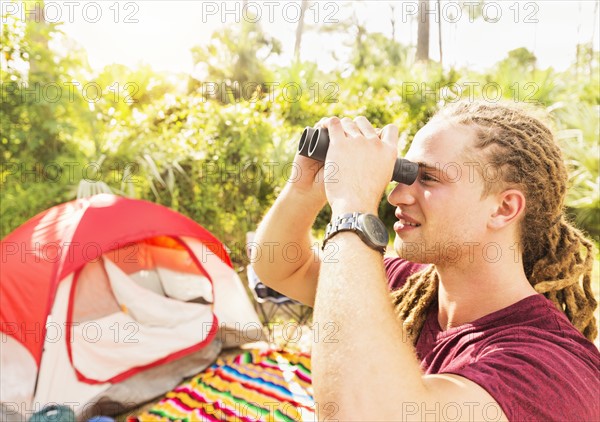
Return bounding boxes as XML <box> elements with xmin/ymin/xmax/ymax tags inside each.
<box><xmin>130</xmin><ymin>349</ymin><xmax>314</xmax><ymax>421</ymax></box>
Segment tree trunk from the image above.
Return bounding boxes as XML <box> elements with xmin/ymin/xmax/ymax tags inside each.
<box><xmin>294</xmin><ymin>0</ymin><xmax>310</xmax><ymax>60</ymax></box>
<box><xmin>355</xmin><ymin>14</ymin><xmax>367</xmax><ymax>69</ymax></box>
<box><xmin>416</xmin><ymin>0</ymin><xmax>430</xmax><ymax>61</ymax></box>
<box><xmin>591</xmin><ymin>1</ymin><xmax>599</xmax><ymax>77</ymax></box>
<box><xmin>390</xmin><ymin>4</ymin><xmax>396</xmax><ymax>40</ymax></box>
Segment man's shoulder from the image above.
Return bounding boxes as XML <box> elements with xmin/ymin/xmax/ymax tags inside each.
<box><xmin>461</xmin><ymin>294</ymin><xmax>599</xmax><ymax>361</ymax></box>
<box><xmin>490</xmin><ymin>295</ymin><xmax>597</xmax><ymax>348</ymax></box>
<box><xmin>422</xmin><ymin>294</ymin><xmax>600</xmax><ymax>373</ymax></box>
<box><xmin>452</xmin><ymin>333</ymin><xmax>600</xmax><ymax>422</ymax></box>
<box><xmin>432</xmin><ymin>296</ymin><xmax>600</xmax><ymax>422</ymax></box>
<box><xmin>383</xmin><ymin>256</ymin><xmax>429</xmax><ymax>291</ymax></box>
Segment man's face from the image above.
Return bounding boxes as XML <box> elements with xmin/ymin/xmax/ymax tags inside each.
<box><xmin>387</xmin><ymin>120</ymin><xmax>497</xmax><ymax>265</ymax></box>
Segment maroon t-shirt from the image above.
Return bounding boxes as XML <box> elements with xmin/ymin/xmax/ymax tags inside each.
<box><xmin>385</xmin><ymin>257</ymin><xmax>600</xmax><ymax>421</ymax></box>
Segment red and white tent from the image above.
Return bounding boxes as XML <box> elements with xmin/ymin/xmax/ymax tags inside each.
<box><xmin>0</xmin><ymin>194</ymin><xmax>262</xmax><ymax>418</ymax></box>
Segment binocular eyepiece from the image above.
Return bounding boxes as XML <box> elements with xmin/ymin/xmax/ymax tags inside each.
<box><xmin>298</xmin><ymin>127</ymin><xmax>419</xmax><ymax>185</ymax></box>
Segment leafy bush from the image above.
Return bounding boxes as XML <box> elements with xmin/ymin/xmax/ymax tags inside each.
<box><xmin>2</xmin><ymin>14</ymin><xmax>598</xmax><ymax>258</ymax></box>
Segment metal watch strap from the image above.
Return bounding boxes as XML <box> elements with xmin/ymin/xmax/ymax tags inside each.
<box><xmin>323</xmin><ymin>212</ymin><xmax>387</xmax><ymax>254</ymax></box>
<box><xmin>322</xmin><ymin>212</ymin><xmax>360</xmax><ymax>250</ymax></box>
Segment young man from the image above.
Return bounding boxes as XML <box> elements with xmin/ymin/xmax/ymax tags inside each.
<box><xmin>253</xmin><ymin>101</ymin><xmax>599</xmax><ymax>421</ymax></box>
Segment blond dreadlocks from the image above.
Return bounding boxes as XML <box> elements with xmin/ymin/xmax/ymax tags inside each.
<box><xmin>392</xmin><ymin>100</ymin><xmax>598</xmax><ymax>344</ymax></box>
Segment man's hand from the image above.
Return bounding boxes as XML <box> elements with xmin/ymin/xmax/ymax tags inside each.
<box><xmin>322</xmin><ymin>116</ymin><xmax>399</xmax><ymax>216</ymax></box>
<box><xmin>285</xmin><ymin>119</ymin><xmax>329</xmax><ymax>208</ymax></box>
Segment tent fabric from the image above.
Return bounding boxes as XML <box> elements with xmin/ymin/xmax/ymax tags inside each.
<box><xmin>0</xmin><ymin>334</ymin><xmax>37</xmax><ymax>409</ymax></box>
<box><xmin>1</xmin><ymin>194</ymin><xmax>230</xmax><ymax>365</ymax></box>
<box><xmin>0</xmin><ymin>194</ymin><xmax>263</xmax><ymax>417</ymax></box>
<box><xmin>29</xmin><ymin>274</ymin><xmax>222</xmax><ymax>420</ymax></box>
<box><xmin>80</xmin><ymin>340</ymin><xmax>224</xmax><ymax>420</ymax></box>
<box><xmin>67</xmin><ymin>260</ymin><xmax>214</xmax><ymax>383</ymax></box>
<box><xmin>31</xmin><ymin>275</ymin><xmax>111</xmax><ymax>415</ymax></box>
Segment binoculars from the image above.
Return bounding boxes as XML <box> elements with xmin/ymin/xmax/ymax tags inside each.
<box><xmin>298</xmin><ymin>127</ymin><xmax>419</xmax><ymax>185</ymax></box>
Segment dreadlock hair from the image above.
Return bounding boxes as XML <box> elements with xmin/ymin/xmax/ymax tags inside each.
<box><xmin>392</xmin><ymin>100</ymin><xmax>597</xmax><ymax>344</ymax></box>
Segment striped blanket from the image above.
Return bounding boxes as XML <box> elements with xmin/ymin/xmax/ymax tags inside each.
<box><xmin>131</xmin><ymin>349</ymin><xmax>314</xmax><ymax>421</ymax></box>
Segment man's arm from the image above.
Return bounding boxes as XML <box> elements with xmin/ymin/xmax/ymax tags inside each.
<box><xmin>253</xmin><ymin>138</ymin><xmax>330</xmax><ymax>306</ymax></box>
<box><xmin>252</xmin><ymin>122</ymin><xmax>387</xmax><ymax>306</ymax></box>
<box><xmin>314</xmin><ymin>233</ymin><xmax>506</xmax><ymax>421</ymax></box>
<box><xmin>252</xmin><ymin>184</ymin><xmax>323</xmax><ymax>306</ymax></box>
<box><xmin>312</xmin><ymin>117</ymin><xmax>507</xmax><ymax>421</ymax></box>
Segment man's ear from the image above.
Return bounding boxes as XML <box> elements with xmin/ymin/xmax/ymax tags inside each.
<box><xmin>488</xmin><ymin>189</ymin><xmax>526</xmax><ymax>230</ymax></box>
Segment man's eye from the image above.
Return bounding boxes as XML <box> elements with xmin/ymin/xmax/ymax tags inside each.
<box><xmin>420</xmin><ymin>173</ymin><xmax>437</xmax><ymax>182</ymax></box>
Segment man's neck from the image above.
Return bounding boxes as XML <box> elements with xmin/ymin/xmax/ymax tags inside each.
<box><xmin>435</xmin><ymin>254</ymin><xmax>538</xmax><ymax>330</ymax></box>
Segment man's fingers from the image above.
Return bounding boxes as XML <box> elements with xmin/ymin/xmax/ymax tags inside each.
<box><xmin>340</xmin><ymin>117</ymin><xmax>362</xmax><ymax>138</ymax></box>
<box><xmin>354</xmin><ymin>116</ymin><xmax>378</xmax><ymax>139</ymax></box>
<box><xmin>325</xmin><ymin>117</ymin><xmax>346</xmax><ymax>143</ymax></box>
<box><xmin>380</xmin><ymin>124</ymin><xmax>400</xmax><ymax>148</ymax></box>
<box><xmin>314</xmin><ymin>117</ymin><xmax>329</xmax><ymax>129</ymax></box>
<box><xmin>316</xmin><ymin>116</ymin><xmax>381</xmax><ymax>140</ymax></box>
<box><xmin>318</xmin><ymin>117</ymin><xmax>389</xmax><ymax>146</ymax></box>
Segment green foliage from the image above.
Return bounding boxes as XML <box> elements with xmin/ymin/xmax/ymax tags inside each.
<box><xmin>270</xmin><ymin>60</ymin><xmax>333</xmax><ymax>127</ymax></box>
<box><xmin>2</xmin><ymin>14</ymin><xmax>599</xmax><ymax>257</ymax></box>
<box><xmin>551</xmin><ymin>103</ymin><xmax>600</xmax><ymax>243</ymax></box>
<box><xmin>188</xmin><ymin>18</ymin><xmax>281</xmax><ymax>103</ymax></box>
<box><xmin>1</xmin><ymin>8</ymin><xmax>89</xmax><ymax>237</ymax></box>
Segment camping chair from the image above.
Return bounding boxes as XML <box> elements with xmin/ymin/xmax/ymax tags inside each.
<box><xmin>246</xmin><ymin>232</ymin><xmax>313</xmax><ymax>345</ymax></box>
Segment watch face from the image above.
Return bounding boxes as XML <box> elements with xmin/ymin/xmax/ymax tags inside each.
<box><xmin>360</xmin><ymin>214</ymin><xmax>389</xmax><ymax>247</ymax></box>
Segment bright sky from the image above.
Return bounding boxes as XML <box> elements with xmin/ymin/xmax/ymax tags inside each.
<box><xmin>7</xmin><ymin>0</ymin><xmax>599</xmax><ymax>74</ymax></box>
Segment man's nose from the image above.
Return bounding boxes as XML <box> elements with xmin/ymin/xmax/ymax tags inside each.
<box><xmin>387</xmin><ymin>182</ymin><xmax>416</xmax><ymax>206</ymax></box>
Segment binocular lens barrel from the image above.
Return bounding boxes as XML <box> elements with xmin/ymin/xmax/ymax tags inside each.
<box><xmin>298</xmin><ymin>126</ymin><xmax>419</xmax><ymax>185</ymax></box>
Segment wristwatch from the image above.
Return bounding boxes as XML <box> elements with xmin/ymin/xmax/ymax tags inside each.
<box><xmin>322</xmin><ymin>212</ymin><xmax>388</xmax><ymax>254</ymax></box>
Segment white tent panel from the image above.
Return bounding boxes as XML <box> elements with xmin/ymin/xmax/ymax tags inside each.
<box><xmin>104</xmin><ymin>257</ymin><xmax>211</xmax><ymax>327</ymax></box>
<box><xmin>183</xmin><ymin>237</ymin><xmax>264</xmax><ymax>347</ymax></box>
<box><xmin>0</xmin><ymin>334</ymin><xmax>37</xmax><ymax>409</ymax></box>
<box><xmin>185</xmin><ymin>237</ymin><xmax>261</xmax><ymax>327</ymax></box>
<box><xmin>71</xmin><ymin>258</ymin><xmax>214</xmax><ymax>381</ymax></box>
<box><xmin>129</xmin><ymin>269</ymin><xmax>164</xmax><ymax>296</ymax></box>
<box><xmin>34</xmin><ymin>275</ymin><xmax>110</xmax><ymax>414</ymax></box>
<box><xmin>156</xmin><ymin>266</ymin><xmax>214</xmax><ymax>302</ymax></box>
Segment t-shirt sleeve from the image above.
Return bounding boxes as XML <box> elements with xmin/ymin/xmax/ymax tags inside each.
<box><xmin>383</xmin><ymin>257</ymin><xmax>428</xmax><ymax>292</ymax></box>
<box><xmin>444</xmin><ymin>334</ymin><xmax>600</xmax><ymax>421</ymax></box>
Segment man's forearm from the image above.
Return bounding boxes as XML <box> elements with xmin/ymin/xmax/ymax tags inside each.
<box><xmin>253</xmin><ymin>184</ymin><xmax>324</xmax><ymax>296</ymax></box>
<box><xmin>312</xmin><ymin>232</ymin><xmax>428</xmax><ymax>420</ymax></box>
